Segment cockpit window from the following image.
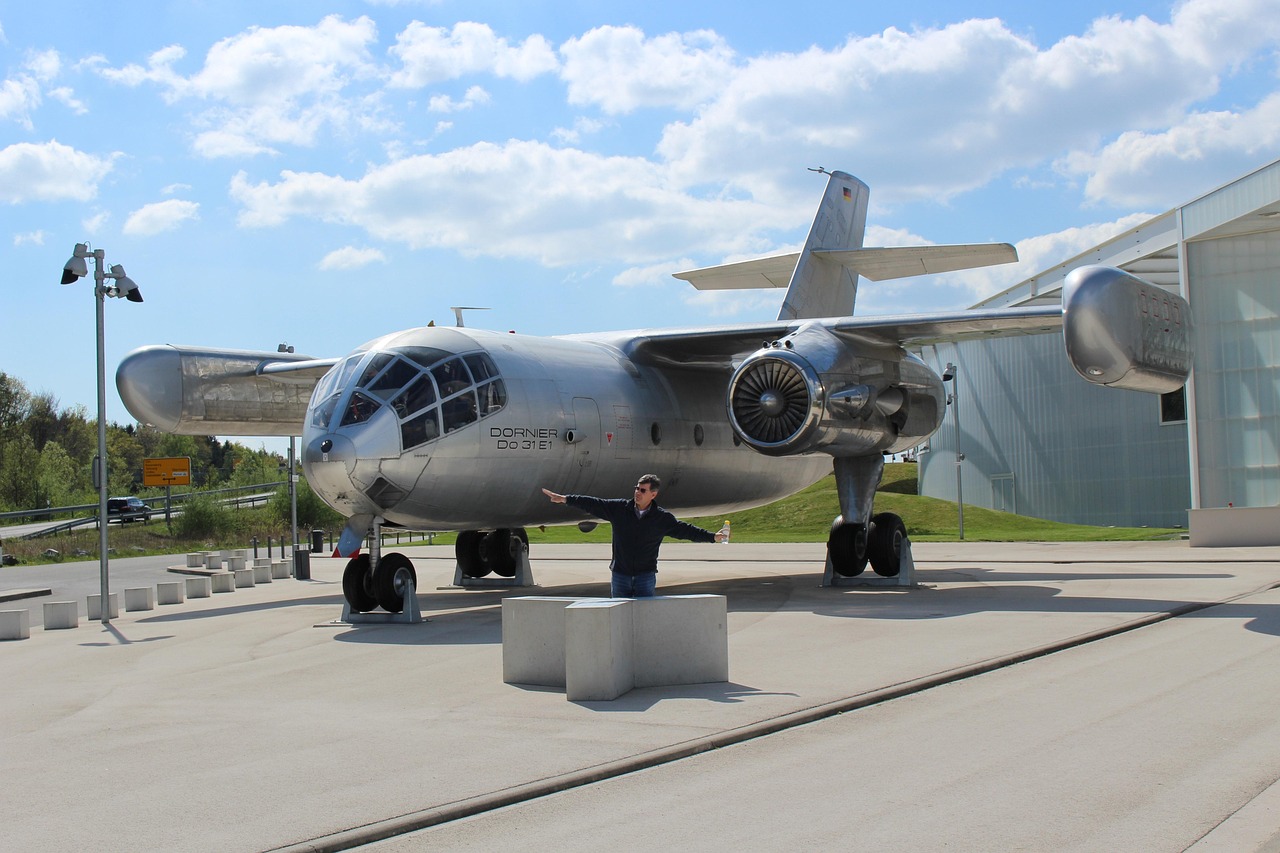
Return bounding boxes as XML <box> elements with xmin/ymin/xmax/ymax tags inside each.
<box><xmin>367</xmin><ymin>357</ymin><xmax>419</xmax><ymax>400</ymax></box>
<box><xmin>396</xmin><ymin>346</ymin><xmax>454</xmax><ymax>369</ymax></box>
<box><xmin>340</xmin><ymin>391</ymin><xmax>381</xmax><ymax>427</ymax></box>
<box><xmin>312</xmin><ymin>345</ymin><xmax>506</xmax><ymax>451</ymax></box>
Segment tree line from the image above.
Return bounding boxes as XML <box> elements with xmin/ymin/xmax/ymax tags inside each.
<box><xmin>0</xmin><ymin>371</ymin><xmax>288</xmax><ymax>513</ymax></box>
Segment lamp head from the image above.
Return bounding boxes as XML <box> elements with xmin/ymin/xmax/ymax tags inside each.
<box><xmin>941</xmin><ymin>363</ymin><xmax>957</xmax><ymax>382</ymax></box>
<box><xmin>108</xmin><ymin>264</ymin><xmax>144</xmax><ymax>303</ymax></box>
<box><xmin>60</xmin><ymin>243</ymin><xmax>90</xmax><ymax>285</ymax></box>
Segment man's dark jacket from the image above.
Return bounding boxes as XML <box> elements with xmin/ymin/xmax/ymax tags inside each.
<box><xmin>565</xmin><ymin>495</ymin><xmax>715</xmax><ymax>576</ymax></box>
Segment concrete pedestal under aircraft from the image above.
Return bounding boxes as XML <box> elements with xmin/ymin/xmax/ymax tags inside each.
<box><xmin>117</xmin><ymin>169</ymin><xmax>1193</xmax><ymax>613</ymax></box>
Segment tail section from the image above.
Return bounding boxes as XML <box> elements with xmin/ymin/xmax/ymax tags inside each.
<box><xmin>778</xmin><ymin>171</ymin><xmax>869</xmax><ymax>321</ymax></box>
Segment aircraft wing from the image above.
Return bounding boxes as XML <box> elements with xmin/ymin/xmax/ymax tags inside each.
<box><xmin>116</xmin><ymin>345</ymin><xmax>339</xmax><ymax>436</ymax></box>
<box><xmin>674</xmin><ymin>243</ymin><xmax>1017</xmax><ymax>290</ymax></box>
<box><xmin>606</xmin><ymin>305</ymin><xmax>1063</xmax><ymax>369</ymax></box>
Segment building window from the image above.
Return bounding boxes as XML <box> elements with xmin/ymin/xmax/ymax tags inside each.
<box><xmin>1159</xmin><ymin>387</ymin><xmax>1187</xmax><ymax>424</ymax></box>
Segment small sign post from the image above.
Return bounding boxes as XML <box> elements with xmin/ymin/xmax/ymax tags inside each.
<box><xmin>143</xmin><ymin>457</ymin><xmax>191</xmax><ymax>527</ymax></box>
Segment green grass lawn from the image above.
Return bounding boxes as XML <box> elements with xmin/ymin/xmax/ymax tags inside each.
<box><xmin>519</xmin><ymin>462</ymin><xmax>1183</xmax><ymax>545</ymax></box>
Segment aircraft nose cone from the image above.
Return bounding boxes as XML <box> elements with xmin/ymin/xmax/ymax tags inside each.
<box><xmin>303</xmin><ymin>434</ymin><xmax>358</xmax><ymax>501</ymax></box>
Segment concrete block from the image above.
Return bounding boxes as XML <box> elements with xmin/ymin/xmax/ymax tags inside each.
<box><xmin>502</xmin><ymin>597</ymin><xmax>590</xmax><ymax>687</ymax></box>
<box><xmin>0</xmin><ymin>609</ymin><xmax>31</xmax><ymax>640</ymax></box>
<box><xmin>43</xmin><ymin>601</ymin><xmax>79</xmax><ymax>629</ymax></box>
<box><xmin>204</xmin><ymin>552</ymin><xmax>222</xmax><ymax>570</ymax></box>
<box><xmin>185</xmin><ymin>576</ymin><xmax>212</xmax><ymax>598</ymax></box>
<box><xmin>218</xmin><ymin>549</ymin><xmax>235</xmax><ymax>563</ymax></box>
<box><xmin>186</xmin><ymin>553</ymin><xmax>205</xmax><ymax>568</ymax></box>
<box><xmin>252</xmin><ymin>564</ymin><xmax>272</xmax><ymax>583</ymax></box>
<box><xmin>253</xmin><ymin>557</ymin><xmax>271</xmax><ymax>568</ymax></box>
<box><xmin>227</xmin><ymin>555</ymin><xmax>247</xmax><ymax>571</ymax></box>
<box><xmin>631</xmin><ymin>595</ymin><xmax>728</xmax><ymax>687</ymax></box>
<box><xmin>211</xmin><ymin>572</ymin><xmax>236</xmax><ymax>593</ymax></box>
<box><xmin>270</xmin><ymin>560</ymin><xmax>290</xmax><ymax>579</ymax></box>
<box><xmin>87</xmin><ymin>593</ymin><xmax>120</xmax><ymax>620</ymax></box>
<box><xmin>125</xmin><ymin>587</ymin><xmax>156</xmax><ymax>612</ymax></box>
<box><xmin>233</xmin><ymin>569</ymin><xmax>255</xmax><ymax>589</ymax></box>
<box><xmin>156</xmin><ymin>581</ymin><xmax>186</xmax><ymax>605</ymax></box>
<box><xmin>565</xmin><ymin>600</ymin><xmax>635</xmax><ymax>701</ymax></box>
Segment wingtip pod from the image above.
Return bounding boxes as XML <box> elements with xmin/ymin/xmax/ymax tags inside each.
<box><xmin>1062</xmin><ymin>265</ymin><xmax>1193</xmax><ymax>394</ymax></box>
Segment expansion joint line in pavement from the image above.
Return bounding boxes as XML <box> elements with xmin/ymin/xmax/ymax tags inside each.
<box><xmin>269</xmin><ymin>578</ymin><xmax>1280</xmax><ymax>853</ymax></box>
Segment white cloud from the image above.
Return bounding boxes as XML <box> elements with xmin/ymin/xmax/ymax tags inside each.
<box><xmin>229</xmin><ymin>141</ymin><xmax>777</xmax><ymax>266</ymax></box>
<box><xmin>0</xmin><ymin>140</ymin><xmax>116</xmax><ymax>203</ymax></box>
<box><xmin>551</xmin><ymin>116</ymin><xmax>605</xmax><ymax>144</ymax></box>
<box><xmin>428</xmin><ymin>85</ymin><xmax>490</xmax><ymax>113</ymax></box>
<box><xmin>319</xmin><ymin>246</ymin><xmax>387</xmax><ymax>270</ymax></box>
<box><xmin>0</xmin><ymin>75</ymin><xmax>40</xmax><ymax>129</ymax></box>
<box><xmin>97</xmin><ymin>17</ymin><xmax>381</xmax><ymax>157</ymax></box>
<box><xmin>123</xmin><ymin>199</ymin><xmax>201</xmax><ymax>236</ymax></box>
<box><xmin>388</xmin><ymin>21</ymin><xmax>559</xmax><ymax>88</ymax></box>
<box><xmin>559</xmin><ymin>26</ymin><xmax>737</xmax><ymax>114</ymax></box>
<box><xmin>13</xmin><ymin>230</ymin><xmax>45</xmax><ymax>246</ymax></box>
<box><xmin>1060</xmin><ymin>93</ymin><xmax>1280</xmax><ymax>208</ymax></box>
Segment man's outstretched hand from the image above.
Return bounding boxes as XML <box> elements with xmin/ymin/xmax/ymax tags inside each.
<box><xmin>541</xmin><ymin>488</ymin><xmax>566</xmax><ymax>504</ymax></box>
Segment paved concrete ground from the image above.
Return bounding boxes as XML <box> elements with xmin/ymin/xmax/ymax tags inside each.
<box><xmin>3</xmin><ymin>541</ymin><xmax>1279</xmax><ymax>851</ymax></box>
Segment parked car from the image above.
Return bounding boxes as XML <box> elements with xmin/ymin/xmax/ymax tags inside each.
<box><xmin>107</xmin><ymin>496</ymin><xmax>151</xmax><ymax>523</ymax></box>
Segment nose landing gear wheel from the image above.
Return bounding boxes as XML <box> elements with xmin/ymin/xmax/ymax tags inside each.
<box><xmin>373</xmin><ymin>552</ymin><xmax>417</xmax><ymax>613</ymax></box>
<box><xmin>342</xmin><ymin>554</ymin><xmax>377</xmax><ymax>613</ymax></box>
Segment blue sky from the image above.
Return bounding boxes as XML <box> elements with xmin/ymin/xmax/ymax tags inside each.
<box><xmin>3</xmin><ymin>0</ymin><xmax>1279</xmax><ymax>453</ymax></box>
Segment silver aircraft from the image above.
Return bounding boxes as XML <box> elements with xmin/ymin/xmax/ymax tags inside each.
<box><xmin>116</xmin><ymin>169</ymin><xmax>1192</xmax><ymax>613</ymax></box>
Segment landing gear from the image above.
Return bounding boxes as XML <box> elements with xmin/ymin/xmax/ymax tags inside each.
<box><xmin>453</xmin><ymin>527</ymin><xmax>535</xmax><ymax>587</ymax></box>
<box><xmin>373</xmin><ymin>552</ymin><xmax>417</xmax><ymax>613</ymax></box>
<box><xmin>867</xmin><ymin>512</ymin><xmax>906</xmax><ymax>577</ymax></box>
<box><xmin>342</xmin><ymin>554</ymin><xmax>377</xmax><ymax>612</ymax></box>
<box><xmin>827</xmin><ymin>518</ymin><xmax>868</xmax><ymax>577</ymax></box>
<box><xmin>823</xmin><ymin>455</ymin><xmax>915</xmax><ymax>587</ymax></box>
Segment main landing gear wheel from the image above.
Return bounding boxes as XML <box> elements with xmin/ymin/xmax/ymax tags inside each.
<box><xmin>480</xmin><ymin>528</ymin><xmax>528</xmax><ymax>578</ymax></box>
<box><xmin>456</xmin><ymin>530</ymin><xmax>487</xmax><ymax>578</ymax></box>
<box><xmin>342</xmin><ymin>554</ymin><xmax>377</xmax><ymax>613</ymax></box>
<box><xmin>867</xmin><ymin>512</ymin><xmax>907</xmax><ymax>577</ymax></box>
<box><xmin>827</xmin><ymin>518</ymin><xmax>869</xmax><ymax>577</ymax></box>
<box><xmin>373</xmin><ymin>552</ymin><xmax>417</xmax><ymax>613</ymax></box>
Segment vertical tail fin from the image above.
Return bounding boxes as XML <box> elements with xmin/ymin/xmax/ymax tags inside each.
<box><xmin>777</xmin><ymin>171</ymin><xmax>869</xmax><ymax>321</ymax></box>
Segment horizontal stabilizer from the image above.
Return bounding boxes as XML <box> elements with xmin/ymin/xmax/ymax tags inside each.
<box><xmin>675</xmin><ymin>243</ymin><xmax>1017</xmax><ymax>292</ymax></box>
<box><xmin>815</xmin><ymin>243</ymin><xmax>1017</xmax><ymax>281</ymax></box>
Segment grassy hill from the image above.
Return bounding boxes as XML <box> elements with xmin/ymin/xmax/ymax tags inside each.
<box><xmin>524</xmin><ymin>462</ymin><xmax>1182</xmax><ymax>545</ymax></box>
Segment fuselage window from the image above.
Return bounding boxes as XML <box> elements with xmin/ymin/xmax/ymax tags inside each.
<box><xmin>367</xmin><ymin>357</ymin><xmax>419</xmax><ymax>399</ymax></box>
<box><xmin>441</xmin><ymin>390</ymin><xmax>478</xmax><ymax>434</ymax></box>
<box><xmin>401</xmin><ymin>409</ymin><xmax>441</xmax><ymax>449</ymax></box>
<box><xmin>340</xmin><ymin>391</ymin><xmax>381</xmax><ymax>427</ymax></box>
<box><xmin>391</xmin><ymin>374</ymin><xmax>437</xmax><ymax>419</ymax></box>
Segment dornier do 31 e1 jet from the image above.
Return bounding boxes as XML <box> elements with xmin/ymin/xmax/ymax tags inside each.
<box><xmin>117</xmin><ymin>169</ymin><xmax>1192</xmax><ymax>614</ymax></box>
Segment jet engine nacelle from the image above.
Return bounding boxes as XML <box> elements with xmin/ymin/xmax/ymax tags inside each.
<box><xmin>1063</xmin><ymin>265</ymin><xmax>1192</xmax><ymax>393</ymax></box>
<box><xmin>726</xmin><ymin>324</ymin><xmax>945</xmax><ymax>457</ymax></box>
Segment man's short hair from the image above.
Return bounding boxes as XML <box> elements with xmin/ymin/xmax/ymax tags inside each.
<box><xmin>638</xmin><ymin>473</ymin><xmax>661</xmax><ymax>491</ymax></box>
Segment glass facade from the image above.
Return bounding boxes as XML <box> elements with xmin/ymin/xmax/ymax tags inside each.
<box><xmin>1187</xmin><ymin>231</ymin><xmax>1280</xmax><ymax>507</ymax></box>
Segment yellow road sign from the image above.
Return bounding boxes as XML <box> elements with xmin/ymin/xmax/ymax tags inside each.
<box><xmin>143</xmin><ymin>456</ymin><xmax>191</xmax><ymax>487</ymax></box>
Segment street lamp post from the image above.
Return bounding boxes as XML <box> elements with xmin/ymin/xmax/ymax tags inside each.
<box><xmin>942</xmin><ymin>362</ymin><xmax>965</xmax><ymax>541</ymax></box>
<box><xmin>62</xmin><ymin>243</ymin><xmax>143</xmax><ymax>625</ymax></box>
<box><xmin>278</xmin><ymin>344</ymin><xmax>300</xmax><ymax>572</ymax></box>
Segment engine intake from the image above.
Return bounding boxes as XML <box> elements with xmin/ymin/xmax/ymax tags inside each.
<box><xmin>728</xmin><ymin>349</ymin><xmax>823</xmax><ymax>454</ymax></box>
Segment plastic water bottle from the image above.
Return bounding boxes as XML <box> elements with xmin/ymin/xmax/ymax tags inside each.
<box><xmin>717</xmin><ymin>520</ymin><xmax>730</xmax><ymax>543</ymax></box>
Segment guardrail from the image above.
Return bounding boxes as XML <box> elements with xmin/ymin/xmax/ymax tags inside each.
<box><xmin>0</xmin><ymin>481</ymin><xmax>289</xmax><ymax>525</ymax></box>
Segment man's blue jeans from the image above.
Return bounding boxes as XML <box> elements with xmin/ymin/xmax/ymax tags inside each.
<box><xmin>611</xmin><ymin>571</ymin><xmax>656</xmax><ymax>598</ymax></box>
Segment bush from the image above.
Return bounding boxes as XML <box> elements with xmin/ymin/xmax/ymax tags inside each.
<box><xmin>265</xmin><ymin>477</ymin><xmax>344</xmax><ymax>530</ymax></box>
<box><xmin>175</xmin><ymin>494</ymin><xmax>241</xmax><ymax>540</ymax></box>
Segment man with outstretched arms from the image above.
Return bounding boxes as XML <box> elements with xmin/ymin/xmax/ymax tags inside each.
<box><xmin>542</xmin><ymin>473</ymin><xmax>726</xmax><ymax>598</ymax></box>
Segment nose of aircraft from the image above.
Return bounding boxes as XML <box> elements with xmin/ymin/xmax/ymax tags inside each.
<box><xmin>303</xmin><ymin>433</ymin><xmax>358</xmax><ymax>503</ymax></box>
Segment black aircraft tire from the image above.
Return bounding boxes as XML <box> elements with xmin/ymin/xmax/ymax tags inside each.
<box><xmin>342</xmin><ymin>554</ymin><xmax>378</xmax><ymax>613</ymax></box>
<box><xmin>827</xmin><ymin>519</ymin><xmax>868</xmax><ymax>577</ymax></box>
<box><xmin>480</xmin><ymin>528</ymin><xmax>523</xmax><ymax>578</ymax></box>
<box><xmin>868</xmin><ymin>512</ymin><xmax>907</xmax><ymax>577</ymax></box>
<box><xmin>373</xmin><ymin>552</ymin><xmax>417</xmax><ymax>613</ymax></box>
<box><xmin>456</xmin><ymin>530</ymin><xmax>488</xmax><ymax>578</ymax></box>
